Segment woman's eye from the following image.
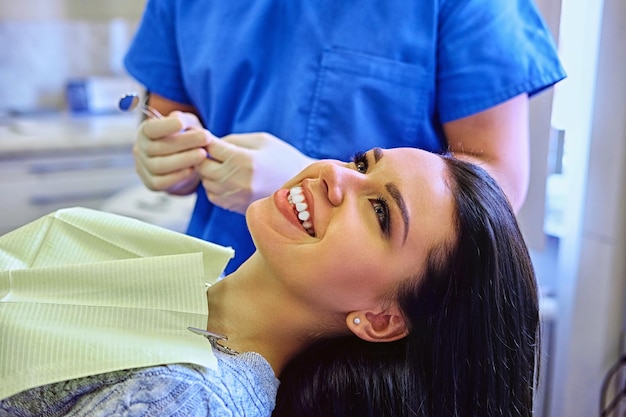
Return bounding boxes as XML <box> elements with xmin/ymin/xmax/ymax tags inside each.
<box><xmin>371</xmin><ymin>197</ymin><xmax>390</xmax><ymax>234</ymax></box>
<box><xmin>352</xmin><ymin>151</ymin><xmax>391</xmax><ymax>235</ymax></box>
<box><xmin>352</xmin><ymin>151</ymin><xmax>369</xmax><ymax>174</ymax></box>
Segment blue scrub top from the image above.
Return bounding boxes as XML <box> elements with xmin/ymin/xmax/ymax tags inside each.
<box><xmin>125</xmin><ymin>0</ymin><xmax>565</xmax><ymax>273</ymax></box>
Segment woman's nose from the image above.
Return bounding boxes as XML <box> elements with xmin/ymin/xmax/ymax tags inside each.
<box><xmin>319</xmin><ymin>162</ymin><xmax>362</xmax><ymax>207</ymax></box>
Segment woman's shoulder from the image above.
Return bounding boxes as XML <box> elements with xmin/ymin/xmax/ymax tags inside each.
<box><xmin>213</xmin><ymin>351</ymin><xmax>280</xmax><ymax>411</ymax></box>
<box><xmin>0</xmin><ymin>357</ymin><xmax>278</xmax><ymax>417</ymax></box>
<box><xmin>216</xmin><ymin>351</ymin><xmax>280</xmax><ymax>394</ymax></box>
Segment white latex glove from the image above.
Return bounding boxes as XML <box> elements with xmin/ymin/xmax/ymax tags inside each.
<box><xmin>134</xmin><ymin>111</ymin><xmax>213</xmax><ymax>195</ymax></box>
<box><xmin>196</xmin><ymin>132</ymin><xmax>316</xmax><ymax>214</ymax></box>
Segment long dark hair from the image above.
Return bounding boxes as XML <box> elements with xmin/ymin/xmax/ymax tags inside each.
<box><xmin>272</xmin><ymin>156</ymin><xmax>539</xmax><ymax>417</ymax></box>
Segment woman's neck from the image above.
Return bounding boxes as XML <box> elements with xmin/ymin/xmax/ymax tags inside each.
<box><xmin>205</xmin><ymin>254</ymin><xmax>337</xmax><ymax>374</ymax></box>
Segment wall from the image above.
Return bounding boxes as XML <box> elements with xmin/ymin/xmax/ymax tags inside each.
<box><xmin>548</xmin><ymin>0</ymin><xmax>626</xmax><ymax>414</ymax></box>
<box><xmin>518</xmin><ymin>0</ymin><xmax>561</xmax><ymax>254</ymax></box>
<box><xmin>0</xmin><ymin>1</ymin><xmax>143</xmax><ymax>111</ymax></box>
<box><xmin>0</xmin><ymin>0</ymin><xmax>143</xmax><ymax>20</ymax></box>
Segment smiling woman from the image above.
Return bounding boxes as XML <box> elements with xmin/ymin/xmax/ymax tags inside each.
<box><xmin>273</xmin><ymin>150</ymin><xmax>539</xmax><ymax>417</ymax></box>
<box><xmin>0</xmin><ymin>148</ymin><xmax>538</xmax><ymax>417</ymax></box>
<box><xmin>242</xmin><ymin>148</ymin><xmax>456</xmax><ymax>332</ymax></box>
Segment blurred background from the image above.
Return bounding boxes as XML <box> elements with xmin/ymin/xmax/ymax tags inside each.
<box><xmin>0</xmin><ymin>1</ymin><xmax>624</xmax><ymax>416</ymax></box>
<box><xmin>0</xmin><ymin>0</ymin><xmax>195</xmax><ymax>234</ymax></box>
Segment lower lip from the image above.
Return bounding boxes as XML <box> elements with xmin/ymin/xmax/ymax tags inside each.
<box><xmin>273</xmin><ymin>189</ymin><xmax>305</xmax><ymax>232</ymax></box>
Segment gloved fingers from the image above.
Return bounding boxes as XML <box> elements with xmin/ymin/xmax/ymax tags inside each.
<box><xmin>196</xmin><ymin>154</ymin><xmax>249</xmax><ymax>183</ymax></box>
<box><xmin>135</xmin><ymin>145</ymin><xmax>208</xmax><ymax>176</ymax></box>
<box><xmin>135</xmin><ymin>160</ymin><xmax>198</xmax><ymax>193</ymax></box>
<box><xmin>141</xmin><ymin>111</ymin><xmax>203</xmax><ymax>138</ymax></box>
<box><xmin>136</xmin><ymin>128</ymin><xmax>212</xmax><ymax>158</ymax></box>
<box><xmin>206</xmin><ymin>135</ymin><xmax>248</xmax><ymax>163</ymax></box>
<box><xmin>140</xmin><ymin>116</ymin><xmax>184</xmax><ymax>139</ymax></box>
<box><xmin>201</xmin><ymin>176</ymin><xmax>243</xmax><ymax>198</ymax></box>
<box><xmin>169</xmin><ymin>111</ymin><xmax>204</xmax><ymax>129</ymax></box>
<box><xmin>220</xmin><ymin>133</ymin><xmax>266</xmax><ymax>149</ymax></box>
<box><xmin>196</xmin><ymin>146</ymin><xmax>252</xmax><ymax>214</ymax></box>
<box><xmin>201</xmin><ymin>158</ymin><xmax>251</xmax><ymax>213</ymax></box>
<box><xmin>135</xmin><ymin>124</ymin><xmax>213</xmax><ymax>156</ymax></box>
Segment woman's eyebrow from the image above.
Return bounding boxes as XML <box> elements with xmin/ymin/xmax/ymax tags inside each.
<box><xmin>373</xmin><ymin>147</ymin><xmax>384</xmax><ymax>163</ymax></box>
<box><xmin>386</xmin><ymin>183</ymin><xmax>409</xmax><ymax>244</ymax></box>
<box><xmin>371</xmin><ymin>148</ymin><xmax>410</xmax><ymax>243</ymax></box>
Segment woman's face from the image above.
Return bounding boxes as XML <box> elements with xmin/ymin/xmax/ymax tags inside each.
<box><xmin>246</xmin><ymin>147</ymin><xmax>456</xmax><ymax>314</ymax></box>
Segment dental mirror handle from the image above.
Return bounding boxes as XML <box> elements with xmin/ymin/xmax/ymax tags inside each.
<box><xmin>118</xmin><ymin>93</ymin><xmax>163</xmax><ymax>119</ymax></box>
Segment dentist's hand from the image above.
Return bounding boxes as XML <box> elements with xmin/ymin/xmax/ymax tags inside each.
<box><xmin>134</xmin><ymin>111</ymin><xmax>212</xmax><ymax>195</ymax></box>
<box><xmin>197</xmin><ymin>133</ymin><xmax>316</xmax><ymax>214</ymax></box>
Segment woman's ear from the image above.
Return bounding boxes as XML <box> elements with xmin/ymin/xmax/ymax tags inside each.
<box><xmin>346</xmin><ymin>309</ymin><xmax>408</xmax><ymax>343</ymax></box>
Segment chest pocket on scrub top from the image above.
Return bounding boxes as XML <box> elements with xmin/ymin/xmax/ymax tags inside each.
<box><xmin>304</xmin><ymin>49</ymin><xmax>427</xmax><ymax>160</ymax></box>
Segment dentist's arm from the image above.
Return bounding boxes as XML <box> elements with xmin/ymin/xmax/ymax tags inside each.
<box><xmin>444</xmin><ymin>93</ymin><xmax>530</xmax><ymax>212</ymax></box>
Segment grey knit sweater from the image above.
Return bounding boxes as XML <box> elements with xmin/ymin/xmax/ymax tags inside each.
<box><xmin>0</xmin><ymin>351</ymin><xmax>278</xmax><ymax>417</ymax></box>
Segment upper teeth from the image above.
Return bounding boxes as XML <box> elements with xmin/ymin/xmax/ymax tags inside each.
<box><xmin>288</xmin><ymin>186</ymin><xmax>315</xmax><ymax>236</ymax></box>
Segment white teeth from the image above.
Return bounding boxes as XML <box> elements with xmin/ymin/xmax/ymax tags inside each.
<box><xmin>288</xmin><ymin>186</ymin><xmax>315</xmax><ymax>236</ymax></box>
<box><xmin>291</xmin><ymin>194</ymin><xmax>305</xmax><ymax>204</ymax></box>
